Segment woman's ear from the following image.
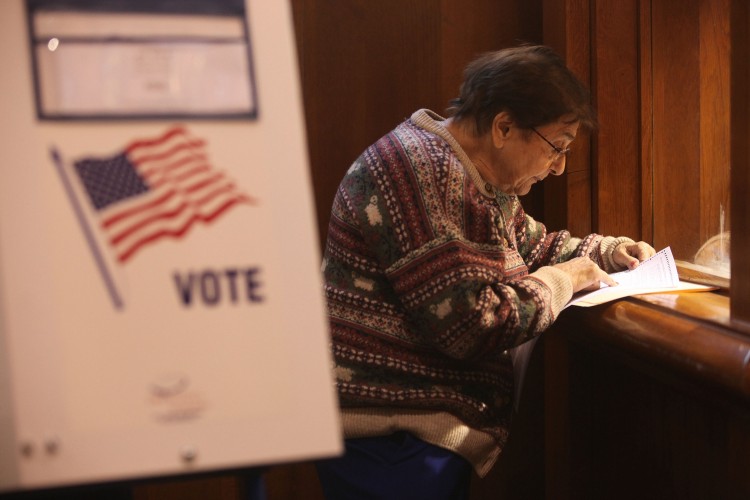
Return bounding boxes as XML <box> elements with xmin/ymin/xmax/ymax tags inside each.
<box><xmin>492</xmin><ymin>111</ymin><xmax>514</xmax><ymax>148</ymax></box>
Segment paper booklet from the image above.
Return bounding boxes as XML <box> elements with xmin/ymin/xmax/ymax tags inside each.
<box><xmin>565</xmin><ymin>246</ymin><xmax>714</xmax><ymax>308</ymax></box>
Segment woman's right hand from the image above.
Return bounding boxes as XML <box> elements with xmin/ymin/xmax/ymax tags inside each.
<box><xmin>554</xmin><ymin>257</ymin><xmax>617</xmax><ymax>293</ymax></box>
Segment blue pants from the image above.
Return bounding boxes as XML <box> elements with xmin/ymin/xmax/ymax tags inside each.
<box><xmin>316</xmin><ymin>432</ymin><xmax>471</xmax><ymax>500</ymax></box>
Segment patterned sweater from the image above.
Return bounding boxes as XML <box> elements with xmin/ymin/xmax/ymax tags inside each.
<box><xmin>322</xmin><ymin>109</ymin><xmax>631</xmax><ymax>476</ymax></box>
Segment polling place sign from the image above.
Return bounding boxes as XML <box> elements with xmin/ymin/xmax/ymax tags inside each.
<box><xmin>0</xmin><ymin>0</ymin><xmax>341</xmax><ymax>492</ymax></box>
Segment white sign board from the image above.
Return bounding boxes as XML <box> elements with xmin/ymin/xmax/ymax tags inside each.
<box><xmin>0</xmin><ymin>0</ymin><xmax>341</xmax><ymax>492</ymax></box>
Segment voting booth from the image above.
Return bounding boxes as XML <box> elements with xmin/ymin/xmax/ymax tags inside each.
<box><xmin>0</xmin><ymin>0</ymin><xmax>341</xmax><ymax>493</ymax></box>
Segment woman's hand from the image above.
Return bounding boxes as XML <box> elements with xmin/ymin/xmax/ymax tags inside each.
<box><xmin>554</xmin><ymin>256</ymin><xmax>617</xmax><ymax>293</ymax></box>
<box><xmin>613</xmin><ymin>241</ymin><xmax>656</xmax><ymax>270</ymax></box>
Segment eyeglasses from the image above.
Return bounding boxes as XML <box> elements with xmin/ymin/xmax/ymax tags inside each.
<box><xmin>531</xmin><ymin>127</ymin><xmax>570</xmax><ymax>160</ymax></box>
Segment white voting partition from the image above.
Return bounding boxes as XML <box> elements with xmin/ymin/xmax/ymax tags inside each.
<box><xmin>0</xmin><ymin>0</ymin><xmax>341</xmax><ymax>492</ymax></box>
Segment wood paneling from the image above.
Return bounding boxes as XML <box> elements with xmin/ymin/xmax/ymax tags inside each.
<box><xmin>639</xmin><ymin>0</ymin><xmax>654</xmax><ymax>243</ymax></box>
<box><xmin>557</xmin><ymin>169</ymin><xmax>592</xmax><ymax>237</ymax></box>
<box><xmin>698</xmin><ymin>0</ymin><xmax>731</xmax><ymax>243</ymax></box>
<box><xmin>542</xmin><ymin>0</ymin><xmax>593</xmax><ymax>234</ymax></box>
<box><xmin>543</xmin><ymin>1</ymin><xmax>750</xmax><ymax>498</ymax></box>
<box><xmin>132</xmin><ymin>476</ymin><xmax>241</xmax><ymax>500</ymax></box>
<box><xmin>545</xmin><ymin>0</ymin><xmax>735</xmax><ymax>263</ymax></box>
<box><xmin>650</xmin><ymin>0</ymin><xmax>731</xmax><ymax>260</ymax></box>
<box><xmin>291</xmin><ymin>0</ymin><xmax>443</xmax><ymax>252</ymax></box>
<box><xmin>440</xmin><ymin>0</ymin><xmax>543</xmax><ymax>104</ymax></box>
<box><xmin>265</xmin><ymin>463</ymin><xmax>324</xmax><ymax>500</ymax></box>
<box><xmin>546</xmin><ymin>0</ymin><xmax>734</xmax><ymax>260</ymax></box>
<box><xmin>730</xmin><ymin>0</ymin><xmax>750</xmax><ymax>324</ymax></box>
<box><xmin>651</xmin><ymin>0</ymin><xmax>701</xmax><ymax>259</ymax></box>
<box><xmin>592</xmin><ymin>0</ymin><xmax>642</xmax><ymax>239</ymax></box>
<box><xmin>545</xmin><ymin>296</ymin><xmax>750</xmax><ymax>500</ymax></box>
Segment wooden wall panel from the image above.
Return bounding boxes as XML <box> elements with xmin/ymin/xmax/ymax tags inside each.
<box><xmin>132</xmin><ymin>476</ymin><xmax>241</xmax><ymax>500</ymax></box>
<box><xmin>291</xmin><ymin>0</ymin><xmax>442</xmax><ymax>251</ymax></box>
<box><xmin>558</xmin><ymin>340</ymin><xmax>739</xmax><ymax>499</ymax></box>
<box><xmin>639</xmin><ymin>0</ymin><xmax>654</xmax><ymax>244</ymax></box>
<box><xmin>440</xmin><ymin>0</ymin><xmax>543</xmax><ymax>107</ymax></box>
<box><xmin>730</xmin><ymin>0</ymin><xmax>750</xmax><ymax>324</ymax></box>
<box><xmin>698</xmin><ymin>0</ymin><xmax>731</xmax><ymax>244</ymax></box>
<box><xmin>592</xmin><ymin>0</ymin><xmax>642</xmax><ymax>239</ymax></box>
<box><xmin>559</xmin><ymin>170</ymin><xmax>592</xmax><ymax>237</ymax></box>
<box><xmin>543</xmin><ymin>290</ymin><xmax>750</xmax><ymax>499</ymax></box>
<box><xmin>541</xmin><ymin>0</ymin><xmax>592</xmax><ymax>234</ymax></box>
<box><xmin>650</xmin><ymin>0</ymin><xmax>731</xmax><ymax>261</ymax></box>
<box><xmin>548</xmin><ymin>0</ymin><xmax>733</xmax><ymax>256</ymax></box>
<box><xmin>651</xmin><ymin>0</ymin><xmax>702</xmax><ymax>259</ymax></box>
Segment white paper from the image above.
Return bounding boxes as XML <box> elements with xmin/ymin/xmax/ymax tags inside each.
<box><xmin>566</xmin><ymin>247</ymin><xmax>713</xmax><ymax>308</ymax></box>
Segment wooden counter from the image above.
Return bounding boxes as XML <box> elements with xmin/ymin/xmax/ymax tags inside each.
<box><xmin>544</xmin><ymin>291</ymin><xmax>750</xmax><ymax>500</ymax></box>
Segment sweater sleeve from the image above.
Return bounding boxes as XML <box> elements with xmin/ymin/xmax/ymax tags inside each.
<box><xmin>557</xmin><ymin>235</ymin><xmax>635</xmax><ymax>272</ymax></box>
<box><xmin>516</xmin><ymin>208</ymin><xmax>635</xmax><ymax>273</ymax></box>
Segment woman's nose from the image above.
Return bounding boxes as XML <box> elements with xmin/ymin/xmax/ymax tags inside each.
<box><xmin>550</xmin><ymin>156</ymin><xmax>566</xmax><ymax>176</ymax></box>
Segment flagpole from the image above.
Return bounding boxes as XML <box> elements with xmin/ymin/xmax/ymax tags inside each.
<box><xmin>51</xmin><ymin>147</ymin><xmax>124</xmax><ymax>310</ymax></box>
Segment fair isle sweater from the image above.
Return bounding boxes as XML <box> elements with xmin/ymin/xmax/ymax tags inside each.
<box><xmin>322</xmin><ymin>109</ymin><xmax>632</xmax><ymax>476</ymax></box>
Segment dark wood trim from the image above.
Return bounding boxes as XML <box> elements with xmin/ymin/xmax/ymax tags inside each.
<box><xmin>639</xmin><ymin>0</ymin><xmax>654</xmax><ymax>243</ymax></box>
<box><xmin>730</xmin><ymin>0</ymin><xmax>750</xmax><ymax>325</ymax></box>
<box><xmin>553</xmin><ymin>295</ymin><xmax>750</xmax><ymax>401</ymax></box>
<box><xmin>699</xmin><ymin>0</ymin><xmax>731</xmax><ymax>245</ymax></box>
<box><xmin>591</xmin><ymin>0</ymin><xmax>642</xmax><ymax>238</ymax></box>
<box><xmin>545</xmin><ymin>293</ymin><xmax>750</xmax><ymax>500</ymax></box>
<box><xmin>651</xmin><ymin>0</ymin><xmax>702</xmax><ymax>258</ymax></box>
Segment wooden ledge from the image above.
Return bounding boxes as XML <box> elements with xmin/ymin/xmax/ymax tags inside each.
<box><xmin>550</xmin><ymin>291</ymin><xmax>750</xmax><ymax>402</ymax></box>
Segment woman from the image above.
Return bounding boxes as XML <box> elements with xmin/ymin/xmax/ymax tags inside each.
<box><xmin>317</xmin><ymin>44</ymin><xmax>654</xmax><ymax>499</ymax></box>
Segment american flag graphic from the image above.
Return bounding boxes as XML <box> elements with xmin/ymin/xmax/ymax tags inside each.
<box><xmin>72</xmin><ymin>126</ymin><xmax>255</xmax><ymax>263</ymax></box>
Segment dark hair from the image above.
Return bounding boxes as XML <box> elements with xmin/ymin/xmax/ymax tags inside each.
<box><xmin>447</xmin><ymin>45</ymin><xmax>597</xmax><ymax>135</ymax></box>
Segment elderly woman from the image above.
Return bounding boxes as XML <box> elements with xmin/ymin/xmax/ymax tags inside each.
<box><xmin>317</xmin><ymin>45</ymin><xmax>654</xmax><ymax>499</ymax></box>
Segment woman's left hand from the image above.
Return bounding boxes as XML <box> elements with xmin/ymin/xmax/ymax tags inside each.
<box><xmin>613</xmin><ymin>241</ymin><xmax>656</xmax><ymax>270</ymax></box>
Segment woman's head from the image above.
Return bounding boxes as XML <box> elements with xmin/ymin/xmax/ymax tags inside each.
<box><xmin>447</xmin><ymin>45</ymin><xmax>597</xmax><ymax>135</ymax></box>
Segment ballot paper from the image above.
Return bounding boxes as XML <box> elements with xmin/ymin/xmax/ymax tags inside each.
<box><xmin>566</xmin><ymin>246</ymin><xmax>713</xmax><ymax>308</ymax></box>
